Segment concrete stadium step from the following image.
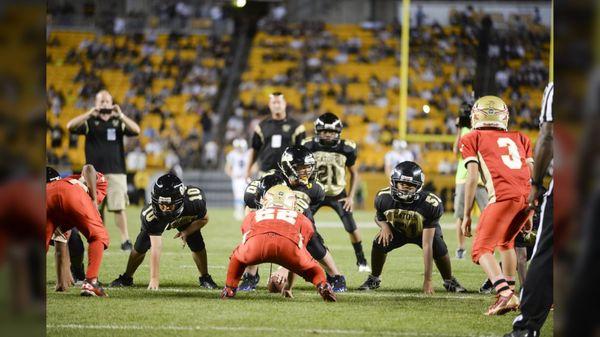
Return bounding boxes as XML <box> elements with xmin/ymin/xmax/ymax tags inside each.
<box><xmin>182</xmin><ymin>170</ymin><xmax>236</xmax><ymax>208</ymax></box>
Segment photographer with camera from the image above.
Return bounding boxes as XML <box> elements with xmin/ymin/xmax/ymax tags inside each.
<box><xmin>452</xmin><ymin>102</ymin><xmax>488</xmax><ymax>260</ymax></box>
<box><xmin>67</xmin><ymin>90</ymin><xmax>140</xmax><ymax>251</ymax></box>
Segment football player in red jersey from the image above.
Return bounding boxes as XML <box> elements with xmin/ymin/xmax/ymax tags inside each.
<box><xmin>459</xmin><ymin>96</ymin><xmax>534</xmax><ymax>316</ymax></box>
<box><xmin>46</xmin><ymin>164</ymin><xmax>110</xmax><ymax>297</ymax></box>
<box><xmin>222</xmin><ymin>185</ymin><xmax>336</xmax><ymax>302</ymax></box>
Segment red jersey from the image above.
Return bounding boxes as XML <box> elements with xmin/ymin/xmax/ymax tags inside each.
<box><xmin>241</xmin><ymin>208</ymin><xmax>314</xmax><ymax>248</ymax></box>
<box><xmin>48</xmin><ymin>172</ymin><xmax>108</xmax><ymax>205</ymax></box>
<box><xmin>460</xmin><ymin>129</ymin><xmax>533</xmax><ymax>203</ymax></box>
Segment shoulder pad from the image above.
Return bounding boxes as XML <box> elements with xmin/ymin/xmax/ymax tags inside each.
<box><xmin>343</xmin><ymin>139</ymin><xmax>357</xmax><ymax>149</ymax></box>
<box><xmin>301</xmin><ymin>137</ymin><xmax>314</xmax><ymax>145</ymax></box>
<box><xmin>376</xmin><ymin>187</ymin><xmax>392</xmax><ymax>197</ymax></box>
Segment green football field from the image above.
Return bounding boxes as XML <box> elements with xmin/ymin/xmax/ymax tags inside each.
<box><xmin>46</xmin><ymin>206</ymin><xmax>552</xmax><ymax>337</ymax></box>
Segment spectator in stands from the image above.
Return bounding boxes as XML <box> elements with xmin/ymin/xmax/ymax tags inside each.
<box><xmin>384</xmin><ymin>140</ymin><xmax>415</xmax><ymax>176</ymax></box>
<box><xmin>66</xmin><ymin>90</ymin><xmax>140</xmax><ymax>251</ymax></box>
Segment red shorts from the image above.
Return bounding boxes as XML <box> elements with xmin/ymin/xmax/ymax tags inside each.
<box><xmin>471</xmin><ymin>195</ymin><xmax>531</xmax><ymax>264</ymax></box>
<box><xmin>232</xmin><ymin>233</ymin><xmax>319</xmax><ymax>273</ymax></box>
<box><xmin>46</xmin><ymin>181</ymin><xmax>109</xmax><ymax>251</ymax></box>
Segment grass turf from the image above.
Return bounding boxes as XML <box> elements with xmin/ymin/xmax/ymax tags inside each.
<box><xmin>46</xmin><ymin>206</ymin><xmax>552</xmax><ymax>337</ymax></box>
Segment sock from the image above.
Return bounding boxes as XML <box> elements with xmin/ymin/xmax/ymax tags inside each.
<box><xmin>352</xmin><ymin>241</ymin><xmax>366</xmax><ymax>263</ymax></box>
<box><xmin>506</xmin><ymin>276</ymin><xmax>516</xmax><ymax>292</ymax></box>
<box><xmin>85</xmin><ymin>241</ymin><xmax>104</xmax><ymax>281</ymax></box>
<box><xmin>492</xmin><ymin>278</ymin><xmax>511</xmax><ymax>296</ymax></box>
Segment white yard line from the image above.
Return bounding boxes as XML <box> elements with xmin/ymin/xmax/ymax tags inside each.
<box><xmin>317</xmin><ymin>222</ymin><xmax>457</xmax><ymax>229</ymax></box>
<box><xmin>47</xmin><ymin>323</ymin><xmax>500</xmax><ymax>337</ymax></box>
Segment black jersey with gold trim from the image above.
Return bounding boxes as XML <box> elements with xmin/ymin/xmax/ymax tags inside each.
<box><xmin>244</xmin><ymin>169</ymin><xmax>325</xmax><ymax>222</ymax></box>
<box><xmin>251</xmin><ymin>118</ymin><xmax>306</xmax><ymax>172</ymax></box>
<box><xmin>141</xmin><ymin>186</ymin><xmax>207</xmax><ymax>235</ymax></box>
<box><xmin>302</xmin><ymin>137</ymin><xmax>357</xmax><ymax>196</ymax></box>
<box><xmin>374</xmin><ymin>187</ymin><xmax>443</xmax><ymax>238</ymax></box>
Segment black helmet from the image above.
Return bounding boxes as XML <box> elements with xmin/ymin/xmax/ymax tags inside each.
<box><xmin>151</xmin><ymin>173</ymin><xmax>185</xmax><ymax>222</ymax></box>
<box><xmin>46</xmin><ymin>166</ymin><xmax>61</xmax><ymax>183</ymax></box>
<box><xmin>314</xmin><ymin>112</ymin><xmax>343</xmax><ymax>146</ymax></box>
<box><xmin>390</xmin><ymin>161</ymin><xmax>425</xmax><ymax>203</ymax></box>
<box><xmin>279</xmin><ymin>146</ymin><xmax>316</xmax><ymax>185</ymax></box>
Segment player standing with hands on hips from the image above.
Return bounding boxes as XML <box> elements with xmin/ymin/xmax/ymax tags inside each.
<box><xmin>67</xmin><ymin>90</ymin><xmax>140</xmax><ymax>251</ymax></box>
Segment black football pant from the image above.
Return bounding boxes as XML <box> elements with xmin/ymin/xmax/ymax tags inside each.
<box><xmin>563</xmin><ymin>187</ymin><xmax>600</xmax><ymax>336</ymax></box>
<box><xmin>513</xmin><ymin>188</ymin><xmax>553</xmax><ymax>333</ymax></box>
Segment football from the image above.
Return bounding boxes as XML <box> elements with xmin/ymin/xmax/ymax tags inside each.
<box><xmin>267</xmin><ymin>274</ymin><xmax>286</xmax><ymax>294</ymax></box>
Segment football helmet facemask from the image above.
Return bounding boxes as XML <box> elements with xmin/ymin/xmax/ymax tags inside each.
<box><xmin>390</xmin><ymin>161</ymin><xmax>425</xmax><ymax>203</ymax></box>
<box><xmin>151</xmin><ymin>173</ymin><xmax>185</xmax><ymax>222</ymax></box>
<box><xmin>46</xmin><ymin>166</ymin><xmax>61</xmax><ymax>183</ymax></box>
<box><xmin>315</xmin><ymin>112</ymin><xmax>343</xmax><ymax>147</ymax></box>
<box><xmin>279</xmin><ymin>146</ymin><xmax>316</xmax><ymax>186</ymax></box>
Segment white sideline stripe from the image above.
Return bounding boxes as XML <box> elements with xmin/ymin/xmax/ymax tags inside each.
<box><xmin>318</xmin><ymin>222</ymin><xmax>457</xmax><ymax>229</ymax></box>
<box><xmin>47</xmin><ymin>323</ymin><xmax>499</xmax><ymax>337</ymax></box>
<box><xmin>105</xmin><ymin>287</ymin><xmax>484</xmax><ymax>300</ymax></box>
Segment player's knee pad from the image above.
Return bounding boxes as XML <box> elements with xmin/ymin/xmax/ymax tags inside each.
<box><xmin>306</xmin><ymin>232</ymin><xmax>327</xmax><ymax>260</ymax></box>
<box><xmin>186</xmin><ymin>231</ymin><xmax>206</xmax><ymax>252</ymax></box>
<box><xmin>432</xmin><ymin>234</ymin><xmax>449</xmax><ymax>259</ymax></box>
<box><xmin>133</xmin><ymin>231</ymin><xmax>151</xmax><ymax>254</ymax></box>
<box><xmin>371</xmin><ymin>238</ymin><xmax>392</xmax><ymax>254</ymax></box>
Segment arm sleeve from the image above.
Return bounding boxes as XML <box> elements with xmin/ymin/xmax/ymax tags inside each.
<box><xmin>251</xmin><ymin>125</ymin><xmax>264</xmax><ymax>151</ymax></box>
<box><xmin>459</xmin><ymin>133</ymin><xmax>479</xmax><ymax>166</ymax></box>
<box><xmin>423</xmin><ymin>196</ymin><xmax>444</xmax><ymax>229</ymax></box>
<box><xmin>70</xmin><ymin>121</ymin><xmax>88</xmax><ymax>135</ymax></box>
<box><xmin>345</xmin><ymin>143</ymin><xmax>358</xmax><ymax>167</ymax></box>
<box><xmin>244</xmin><ymin>180</ymin><xmax>261</xmax><ymax>209</ymax></box>
<box><xmin>241</xmin><ymin>213</ymin><xmax>253</xmax><ymax>233</ymax></box>
<box><xmin>122</xmin><ymin>120</ymin><xmax>138</xmax><ymax>136</ymax></box>
<box><xmin>523</xmin><ymin>133</ymin><xmax>534</xmax><ymax>164</ymax></box>
<box><xmin>374</xmin><ymin>194</ymin><xmax>387</xmax><ymax>221</ymax></box>
<box><xmin>292</xmin><ymin>124</ymin><xmax>306</xmax><ymax>145</ymax></box>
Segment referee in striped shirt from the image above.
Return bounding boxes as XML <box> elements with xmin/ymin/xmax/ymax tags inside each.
<box><xmin>505</xmin><ymin>82</ymin><xmax>554</xmax><ymax>337</ymax></box>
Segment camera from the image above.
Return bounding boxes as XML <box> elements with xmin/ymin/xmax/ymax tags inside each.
<box><xmin>456</xmin><ymin>102</ymin><xmax>472</xmax><ymax>128</ymax></box>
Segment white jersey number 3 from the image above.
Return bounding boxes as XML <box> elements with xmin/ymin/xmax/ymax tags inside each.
<box><xmin>497</xmin><ymin>137</ymin><xmax>522</xmax><ymax>169</ymax></box>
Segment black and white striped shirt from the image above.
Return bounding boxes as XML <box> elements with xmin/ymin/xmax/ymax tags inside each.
<box><xmin>539</xmin><ymin>82</ymin><xmax>553</xmax><ymax>124</ymax></box>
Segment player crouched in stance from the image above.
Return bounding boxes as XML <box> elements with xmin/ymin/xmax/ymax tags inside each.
<box><xmin>46</xmin><ymin>164</ymin><xmax>110</xmax><ymax>297</ymax></box>
<box><xmin>460</xmin><ymin>96</ymin><xmax>534</xmax><ymax>316</ymax></box>
<box><xmin>239</xmin><ymin>146</ymin><xmax>347</xmax><ymax>292</ymax></box>
<box><xmin>110</xmin><ymin>174</ymin><xmax>218</xmax><ymax>290</ymax></box>
<box><xmin>221</xmin><ymin>185</ymin><xmax>336</xmax><ymax>302</ymax></box>
<box><xmin>358</xmin><ymin>161</ymin><xmax>466</xmax><ymax>294</ymax></box>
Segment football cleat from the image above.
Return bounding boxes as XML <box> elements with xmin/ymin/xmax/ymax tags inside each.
<box><xmin>358</xmin><ymin>275</ymin><xmax>381</xmax><ymax>291</ymax></box>
<box><xmin>238</xmin><ymin>272</ymin><xmax>260</xmax><ymax>291</ymax></box>
<box><xmin>109</xmin><ymin>274</ymin><xmax>133</xmax><ymax>287</ymax></box>
<box><xmin>503</xmin><ymin>330</ymin><xmax>539</xmax><ymax>337</ymax></box>
<box><xmin>199</xmin><ymin>274</ymin><xmax>219</xmax><ymax>289</ymax></box>
<box><xmin>120</xmin><ymin>240</ymin><xmax>133</xmax><ymax>252</ymax></box>
<box><xmin>443</xmin><ymin>277</ymin><xmax>467</xmax><ymax>293</ymax></box>
<box><xmin>455</xmin><ymin>248</ymin><xmax>466</xmax><ymax>259</ymax></box>
<box><xmin>220</xmin><ymin>286</ymin><xmax>237</xmax><ymax>299</ymax></box>
<box><xmin>358</xmin><ymin>263</ymin><xmax>372</xmax><ymax>273</ymax></box>
<box><xmin>317</xmin><ymin>282</ymin><xmax>337</xmax><ymax>302</ymax></box>
<box><xmin>479</xmin><ymin>279</ymin><xmax>494</xmax><ymax>294</ymax></box>
<box><xmin>81</xmin><ymin>279</ymin><xmax>108</xmax><ymax>297</ymax></box>
<box><xmin>485</xmin><ymin>292</ymin><xmax>520</xmax><ymax>316</ymax></box>
<box><xmin>330</xmin><ymin>275</ymin><xmax>347</xmax><ymax>292</ymax></box>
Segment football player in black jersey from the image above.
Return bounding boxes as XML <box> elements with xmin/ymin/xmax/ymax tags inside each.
<box><xmin>358</xmin><ymin>162</ymin><xmax>466</xmax><ymax>294</ymax></box>
<box><xmin>110</xmin><ymin>174</ymin><xmax>218</xmax><ymax>290</ymax></box>
<box><xmin>238</xmin><ymin>146</ymin><xmax>347</xmax><ymax>292</ymax></box>
<box><xmin>303</xmin><ymin>112</ymin><xmax>369</xmax><ymax>272</ymax></box>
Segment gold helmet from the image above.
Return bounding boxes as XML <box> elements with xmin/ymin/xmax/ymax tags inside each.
<box><xmin>260</xmin><ymin>185</ymin><xmax>297</xmax><ymax>210</ymax></box>
<box><xmin>471</xmin><ymin>95</ymin><xmax>509</xmax><ymax>130</ymax></box>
